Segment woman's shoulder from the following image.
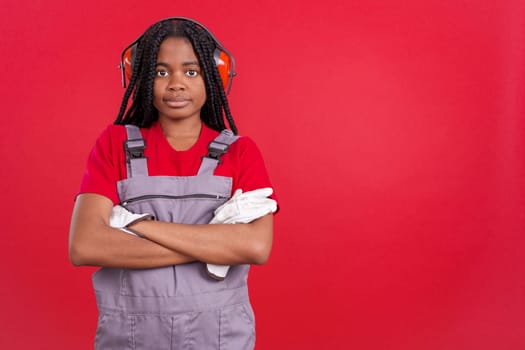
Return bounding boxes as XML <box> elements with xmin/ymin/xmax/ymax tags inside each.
<box><xmin>200</xmin><ymin>125</ymin><xmax>257</xmax><ymax>150</ymax></box>
<box><xmin>231</xmin><ymin>134</ymin><xmax>260</xmax><ymax>154</ymax></box>
<box><xmin>95</xmin><ymin>123</ymin><xmax>158</xmax><ymax>146</ymax></box>
<box><xmin>95</xmin><ymin>124</ymin><xmax>128</xmax><ymax>142</ymax></box>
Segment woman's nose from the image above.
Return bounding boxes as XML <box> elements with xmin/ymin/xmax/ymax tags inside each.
<box><xmin>167</xmin><ymin>73</ymin><xmax>185</xmax><ymax>91</ymax></box>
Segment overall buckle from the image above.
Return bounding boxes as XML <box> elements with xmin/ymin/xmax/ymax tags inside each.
<box><xmin>125</xmin><ymin>138</ymin><xmax>146</xmax><ymax>159</ymax></box>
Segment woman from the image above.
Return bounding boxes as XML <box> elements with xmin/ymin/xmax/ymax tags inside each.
<box><xmin>69</xmin><ymin>17</ymin><xmax>278</xmax><ymax>349</ymax></box>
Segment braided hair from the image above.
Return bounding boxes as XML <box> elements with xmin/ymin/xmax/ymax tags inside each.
<box><xmin>114</xmin><ymin>19</ymin><xmax>238</xmax><ymax>134</ymax></box>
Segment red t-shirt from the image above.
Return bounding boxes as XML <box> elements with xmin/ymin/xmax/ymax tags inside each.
<box><xmin>78</xmin><ymin>122</ymin><xmax>277</xmax><ymax>205</ymax></box>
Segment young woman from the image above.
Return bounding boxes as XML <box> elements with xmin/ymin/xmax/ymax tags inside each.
<box><xmin>69</xmin><ymin>17</ymin><xmax>277</xmax><ymax>349</ymax></box>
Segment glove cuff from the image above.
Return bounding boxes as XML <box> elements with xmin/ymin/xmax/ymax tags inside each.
<box><xmin>124</xmin><ymin>213</ymin><xmax>154</xmax><ymax>238</ymax></box>
<box><xmin>125</xmin><ymin>213</ymin><xmax>155</xmax><ymax>227</ymax></box>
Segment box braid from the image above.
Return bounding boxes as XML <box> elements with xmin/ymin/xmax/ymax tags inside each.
<box><xmin>114</xmin><ymin>19</ymin><xmax>238</xmax><ymax>134</ymax></box>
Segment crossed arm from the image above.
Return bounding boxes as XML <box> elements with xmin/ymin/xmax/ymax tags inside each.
<box><xmin>68</xmin><ymin>193</ymin><xmax>273</xmax><ymax>269</ymax></box>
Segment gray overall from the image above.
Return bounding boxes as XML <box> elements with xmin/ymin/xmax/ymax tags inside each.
<box><xmin>92</xmin><ymin>125</ymin><xmax>255</xmax><ymax>350</ymax></box>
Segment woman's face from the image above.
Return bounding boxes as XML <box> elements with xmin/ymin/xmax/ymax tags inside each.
<box><xmin>153</xmin><ymin>37</ymin><xmax>207</xmax><ymax>123</ymax></box>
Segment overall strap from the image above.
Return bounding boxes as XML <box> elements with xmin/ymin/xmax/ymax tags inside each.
<box><xmin>124</xmin><ymin>125</ymin><xmax>149</xmax><ymax>178</ymax></box>
<box><xmin>198</xmin><ymin>130</ymin><xmax>239</xmax><ymax>175</ymax></box>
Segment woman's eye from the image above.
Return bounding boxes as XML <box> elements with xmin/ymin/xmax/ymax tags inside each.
<box><xmin>186</xmin><ymin>70</ymin><xmax>199</xmax><ymax>77</ymax></box>
<box><xmin>156</xmin><ymin>70</ymin><xmax>169</xmax><ymax>77</ymax></box>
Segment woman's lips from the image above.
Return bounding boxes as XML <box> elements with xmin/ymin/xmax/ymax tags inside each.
<box><xmin>164</xmin><ymin>96</ymin><xmax>190</xmax><ymax>108</ymax></box>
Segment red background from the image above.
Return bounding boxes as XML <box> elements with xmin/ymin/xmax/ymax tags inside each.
<box><xmin>1</xmin><ymin>0</ymin><xmax>524</xmax><ymax>349</ymax></box>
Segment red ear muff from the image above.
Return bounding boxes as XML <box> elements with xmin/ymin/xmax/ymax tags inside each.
<box><xmin>122</xmin><ymin>46</ymin><xmax>134</xmax><ymax>84</ymax></box>
<box><xmin>119</xmin><ymin>17</ymin><xmax>236</xmax><ymax>94</ymax></box>
<box><xmin>214</xmin><ymin>49</ymin><xmax>234</xmax><ymax>92</ymax></box>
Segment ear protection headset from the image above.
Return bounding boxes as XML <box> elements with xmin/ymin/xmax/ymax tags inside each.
<box><xmin>119</xmin><ymin>17</ymin><xmax>236</xmax><ymax>94</ymax></box>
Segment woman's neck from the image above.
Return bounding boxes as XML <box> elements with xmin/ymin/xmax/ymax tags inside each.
<box><xmin>159</xmin><ymin>118</ymin><xmax>202</xmax><ymax>151</ymax></box>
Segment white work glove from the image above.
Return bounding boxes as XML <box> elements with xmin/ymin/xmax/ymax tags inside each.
<box><xmin>209</xmin><ymin>188</ymin><xmax>277</xmax><ymax>224</ymax></box>
<box><xmin>207</xmin><ymin>188</ymin><xmax>277</xmax><ymax>280</ymax></box>
<box><xmin>109</xmin><ymin>205</ymin><xmax>154</xmax><ymax>237</ymax></box>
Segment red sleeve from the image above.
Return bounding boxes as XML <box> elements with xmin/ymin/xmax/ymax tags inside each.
<box><xmin>218</xmin><ymin>136</ymin><xmax>279</xmax><ymax>209</ymax></box>
<box><xmin>77</xmin><ymin>125</ymin><xmax>127</xmax><ymax>204</ymax></box>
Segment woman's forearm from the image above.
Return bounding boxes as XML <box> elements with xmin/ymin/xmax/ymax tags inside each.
<box><xmin>69</xmin><ymin>193</ymin><xmax>195</xmax><ymax>269</ymax></box>
<box><xmin>130</xmin><ymin>214</ymin><xmax>274</xmax><ymax>266</ymax></box>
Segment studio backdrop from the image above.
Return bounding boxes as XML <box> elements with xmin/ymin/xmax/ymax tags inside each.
<box><xmin>0</xmin><ymin>0</ymin><xmax>523</xmax><ymax>349</ymax></box>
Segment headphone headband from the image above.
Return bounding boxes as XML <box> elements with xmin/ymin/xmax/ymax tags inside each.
<box><xmin>119</xmin><ymin>17</ymin><xmax>236</xmax><ymax>93</ymax></box>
